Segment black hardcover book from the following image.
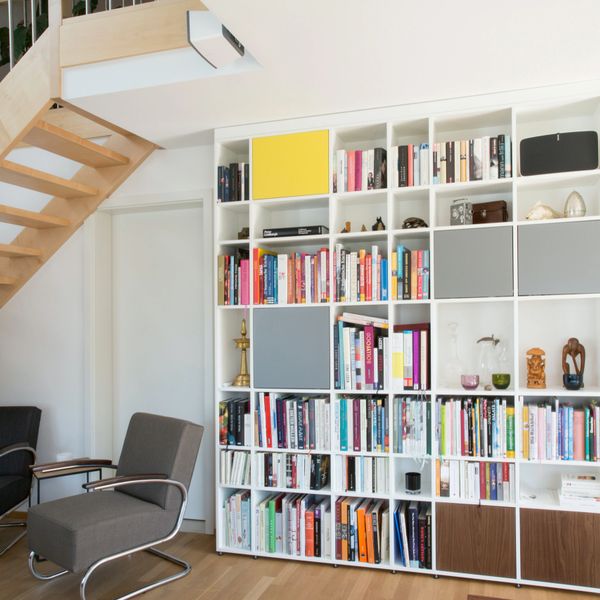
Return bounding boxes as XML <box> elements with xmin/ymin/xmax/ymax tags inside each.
<box><xmin>425</xmin><ymin>507</ymin><xmax>432</xmax><ymax>569</ymax></box>
<box><xmin>320</xmin><ymin>455</ymin><xmax>329</xmax><ymax>488</ymax></box>
<box><xmin>297</xmin><ymin>401</ymin><xmax>305</xmax><ymax>450</ymax></box>
<box><xmin>217</xmin><ymin>166</ymin><xmax>224</xmax><ymax>200</ymax></box>
<box><xmin>224</xmin><ymin>167</ymin><xmax>230</xmax><ymax>202</ymax></box>
<box><xmin>402</xmin><ymin>249</ymin><xmax>411</xmax><ymax>300</ymax></box>
<box><xmin>446</xmin><ymin>142</ymin><xmax>455</xmax><ymax>183</ymax></box>
<box><xmin>262</xmin><ymin>225</ymin><xmax>329</xmax><ymax>238</ymax></box>
<box><xmin>372</xmin><ymin>508</ymin><xmax>381</xmax><ymax>564</ymax></box>
<box><xmin>366</xmin><ymin>400</ymin><xmax>372</xmax><ymax>451</ymax></box>
<box><xmin>374</xmin><ymin>148</ymin><xmax>387</xmax><ymax>189</ymax></box>
<box><xmin>498</xmin><ymin>134</ymin><xmax>506</xmax><ymax>178</ymax></box>
<box><xmin>488</xmin><ymin>400</ymin><xmax>495</xmax><ymax>457</ymax></box>
<box><xmin>244</xmin><ymin>164</ymin><xmax>249</xmax><ymax>200</ymax></box>
<box><xmin>399</xmin><ymin>145</ymin><xmax>408</xmax><ymax>187</ymax></box>
<box><xmin>432</xmin><ymin>145</ymin><xmax>438</xmax><ymax>184</ymax></box>
<box><xmin>229</xmin><ymin>163</ymin><xmax>237</xmax><ymax>202</ymax></box>
<box><xmin>348</xmin><ymin>456</ymin><xmax>355</xmax><ymax>491</ymax></box>
<box><xmin>377</xmin><ymin>338</ymin><xmax>384</xmax><ymax>390</ymax></box>
<box><xmin>333</xmin><ymin>324</ymin><xmax>340</xmax><ymax>389</ymax></box>
<box><xmin>314</xmin><ymin>508</ymin><xmax>322</xmax><ymax>557</ymax></box>
<box><xmin>308</xmin><ymin>398</ymin><xmax>316</xmax><ymax>450</ymax></box>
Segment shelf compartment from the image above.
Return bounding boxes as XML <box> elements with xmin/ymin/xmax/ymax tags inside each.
<box><xmin>392</xmin><ymin>187</ymin><xmax>430</xmax><ymax>230</ymax></box>
<box><xmin>391</xmin><ymin>499</ymin><xmax>433</xmax><ymax>570</ymax></box>
<box><xmin>333</xmin><ymin>190</ymin><xmax>387</xmax><ymax>235</ymax></box>
<box><xmin>394</xmin><ymin>456</ymin><xmax>432</xmax><ymax>497</ymax></box>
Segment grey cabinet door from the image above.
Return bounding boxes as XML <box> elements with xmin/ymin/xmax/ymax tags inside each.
<box><xmin>518</xmin><ymin>221</ymin><xmax>600</xmax><ymax>296</ymax></box>
<box><xmin>434</xmin><ymin>227</ymin><xmax>514</xmax><ymax>299</ymax></box>
<box><xmin>253</xmin><ymin>306</ymin><xmax>330</xmax><ymax>389</ymax></box>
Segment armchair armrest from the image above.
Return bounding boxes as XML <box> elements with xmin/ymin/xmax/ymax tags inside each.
<box><xmin>83</xmin><ymin>474</ymin><xmax>169</xmax><ymax>491</ymax></box>
<box><xmin>0</xmin><ymin>442</ymin><xmax>36</xmax><ymax>461</ymax></box>
<box><xmin>31</xmin><ymin>458</ymin><xmax>116</xmax><ymax>474</ymax></box>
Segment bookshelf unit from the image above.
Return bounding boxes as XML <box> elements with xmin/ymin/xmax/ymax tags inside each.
<box><xmin>214</xmin><ymin>85</ymin><xmax>600</xmax><ymax>593</ymax></box>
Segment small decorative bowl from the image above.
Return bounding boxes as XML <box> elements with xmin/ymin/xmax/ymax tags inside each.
<box><xmin>492</xmin><ymin>373</ymin><xmax>511</xmax><ymax>390</ymax></box>
<box><xmin>563</xmin><ymin>373</ymin><xmax>583</xmax><ymax>391</ymax></box>
<box><xmin>461</xmin><ymin>374</ymin><xmax>479</xmax><ymax>390</ymax></box>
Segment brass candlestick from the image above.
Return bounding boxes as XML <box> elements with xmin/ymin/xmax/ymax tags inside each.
<box><xmin>233</xmin><ymin>318</ymin><xmax>250</xmax><ymax>387</ymax></box>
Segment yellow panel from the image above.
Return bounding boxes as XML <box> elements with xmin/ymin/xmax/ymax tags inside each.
<box><xmin>252</xmin><ymin>130</ymin><xmax>329</xmax><ymax>200</ymax></box>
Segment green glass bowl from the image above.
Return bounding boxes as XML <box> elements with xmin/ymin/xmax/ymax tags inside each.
<box><xmin>492</xmin><ymin>373</ymin><xmax>511</xmax><ymax>390</ymax></box>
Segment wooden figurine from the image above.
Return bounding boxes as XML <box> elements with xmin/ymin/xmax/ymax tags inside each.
<box><xmin>340</xmin><ymin>221</ymin><xmax>351</xmax><ymax>234</ymax></box>
<box><xmin>372</xmin><ymin>217</ymin><xmax>385</xmax><ymax>231</ymax></box>
<box><xmin>361</xmin><ymin>224</ymin><xmax>368</xmax><ymax>232</ymax></box>
<box><xmin>562</xmin><ymin>337</ymin><xmax>585</xmax><ymax>390</ymax></box>
<box><xmin>526</xmin><ymin>347</ymin><xmax>546</xmax><ymax>389</ymax></box>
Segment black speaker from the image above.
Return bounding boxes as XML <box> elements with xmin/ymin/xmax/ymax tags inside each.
<box><xmin>520</xmin><ymin>131</ymin><xmax>598</xmax><ymax>176</ymax></box>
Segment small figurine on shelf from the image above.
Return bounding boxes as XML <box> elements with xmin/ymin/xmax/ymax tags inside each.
<box><xmin>562</xmin><ymin>337</ymin><xmax>585</xmax><ymax>390</ymax></box>
<box><xmin>340</xmin><ymin>221</ymin><xmax>352</xmax><ymax>234</ymax></box>
<box><xmin>402</xmin><ymin>217</ymin><xmax>428</xmax><ymax>229</ymax></box>
<box><xmin>232</xmin><ymin>318</ymin><xmax>250</xmax><ymax>387</ymax></box>
<box><xmin>526</xmin><ymin>347</ymin><xmax>546</xmax><ymax>389</ymax></box>
<box><xmin>237</xmin><ymin>227</ymin><xmax>250</xmax><ymax>240</ymax></box>
<box><xmin>360</xmin><ymin>224</ymin><xmax>368</xmax><ymax>232</ymax></box>
<box><xmin>525</xmin><ymin>201</ymin><xmax>561</xmax><ymax>221</ymax></box>
<box><xmin>372</xmin><ymin>217</ymin><xmax>385</xmax><ymax>231</ymax></box>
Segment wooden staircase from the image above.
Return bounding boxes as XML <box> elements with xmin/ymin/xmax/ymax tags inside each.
<box><xmin>0</xmin><ymin>16</ymin><xmax>156</xmax><ymax>308</ymax></box>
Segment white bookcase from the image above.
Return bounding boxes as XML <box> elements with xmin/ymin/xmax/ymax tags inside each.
<box><xmin>214</xmin><ymin>84</ymin><xmax>600</xmax><ymax>593</ymax></box>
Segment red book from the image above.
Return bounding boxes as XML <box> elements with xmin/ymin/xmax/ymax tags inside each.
<box><xmin>502</xmin><ymin>461</ymin><xmax>509</xmax><ymax>485</ymax></box>
<box><xmin>364</xmin><ymin>325</ymin><xmax>375</xmax><ymax>387</ymax></box>
<box><xmin>355</xmin><ymin>150</ymin><xmax>363</xmax><ymax>191</ymax></box>
<box><xmin>305</xmin><ymin>507</ymin><xmax>315</xmax><ymax>557</ymax></box>
<box><xmin>347</xmin><ymin>151</ymin><xmax>356</xmax><ymax>192</ymax></box>
<box><xmin>291</xmin><ymin>455</ymin><xmax>297</xmax><ymax>487</ymax></box>
<box><xmin>479</xmin><ymin>462</ymin><xmax>486</xmax><ymax>500</ymax></box>
<box><xmin>240</xmin><ymin>259</ymin><xmax>249</xmax><ymax>305</ymax></box>
<box><xmin>407</xmin><ymin>143</ymin><xmax>414</xmax><ymax>186</ymax></box>
<box><xmin>574</xmin><ymin>409</ymin><xmax>585</xmax><ymax>461</ymax></box>
<box><xmin>264</xmin><ymin>393</ymin><xmax>273</xmax><ymax>448</ymax></box>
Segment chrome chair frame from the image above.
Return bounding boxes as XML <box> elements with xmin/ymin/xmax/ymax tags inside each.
<box><xmin>0</xmin><ymin>443</ymin><xmax>36</xmax><ymax>556</ymax></box>
<box><xmin>28</xmin><ymin>475</ymin><xmax>189</xmax><ymax>600</ymax></box>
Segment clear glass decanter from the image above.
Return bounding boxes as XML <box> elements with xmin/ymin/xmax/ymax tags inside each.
<box><xmin>477</xmin><ymin>334</ymin><xmax>500</xmax><ymax>390</ymax></box>
<box><xmin>444</xmin><ymin>322</ymin><xmax>464</xmax><ymax>388</ymax></box>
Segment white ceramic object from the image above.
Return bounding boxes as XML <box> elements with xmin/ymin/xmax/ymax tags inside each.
<box><xmin>526</xmin><ymin>200</ymin><xmax>562</xmax><ymax>220</ymax></box>
<box><xmin>564</xmin><ymin>190</ymin><xmax>586</xmax><ymax>218</ymax></box>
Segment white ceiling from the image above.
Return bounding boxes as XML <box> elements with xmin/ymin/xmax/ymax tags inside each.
<box><xmin>69</xmin><ymin>0</ymin><xmax>600</xmax><ymax>147</ymax></box>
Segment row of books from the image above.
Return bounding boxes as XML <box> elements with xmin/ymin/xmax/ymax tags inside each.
<box><xmin>333</xmin><ymin>148</ymin><xmax>387</xmax><ymax>193</ymax></box>
<box><xmin>393</xmin><ymin>397</ymin><xmax>431</xmax><ymax>456</ymax></box>
<box><xmin>394</xmin><ymin>501</ymin><xmax>431</xmax><ymax>569</ymax></box>
<box><xmin>335</xmin><ymin>455</ymin><xmax>389</xmax><ymax>494</ymax></box>
<box><xmin>559</xmin><ymin>473</ymin><xmax>600</xmax><ymax>509</ymax></box>
<box><xmin>431</xmin><ymin>136</ymin><xmax>512</xmax><ymax>184</ymax></box>
<box><xmin>253</xmin><ymin>248</ymin><xmax>330</xmax><ymax>305</ymax></box>
<box><xmin>222</xmin><ymin>490</ymin><xmax>251</xmax><ymax>550</ymax></box>
<box><xmin>255</xmin><ymin>393</ymin><xmax>330</xmax><ymax>451</ymax></box>
<box><xmin>220</xmin><ymin>450</ymin><xmax>251</xmax><ymax>486</ymax></box>
<box><xmin>436</xmin><ymin>459</ymin><xmax>516</xmax><ymax>502</ymax></box>
<box><xmin>334</xmin><ymin>313</ymin><xmax>389</xmax><ymax>391</ymax></box>
<box><xmin>256</xmin><ymin>493</ymin><xmax>331</xmax><ymax>558</ymax></box>
<box><xmin>436</xmin><ymin>397</ymin><xmax>515</xmax><ymax>459</ymax></box>
<box><xmin>390</xmin><ymin>144</ymin><xmax>430</xmax><ymax>188</ymax></box>
<box><xmin>523</xmin><ymin>401</ymin><xmax>600</xmax><ymax>462</ymax></box>
<box><xmin>391</xmin><ymin>323</ymin><xmax>430</xmax><ymax>392</ymax></box>
<box><xmin>217</xmin><ymin>252</ymin><xmax>249</xmax><ymax>306</ymax></box>
<box><xmin>219</xmin><ymin>397</ymin><xmax>251</xmax><ymax>447</ymax></box>
<box><xmin>334</xmin><ymin>396</ymin><xmax>389</xmax><ymax>453</ymax></box>
<box><xmin>334</xmin><ymin>497</ymin><xmax>389</xmax><ymax>563</ymax></box>
<box><xmin>333</xmin><ymin>244</ymin><xmax>389</xmax><ymax>303</ymax></box>
<box><xmin>257</xmin><ymin>453</ymin><xmax>330</xmax><ymax>491</ymax></box>
<box><xmin>217</xmin><ymin>163</ymin><xmax>249</xmax><ymax>202</ymax></box>
<box><xmin>391</xmin><ymin>247</ymin><xmax>430</xmax><ymax>301</ymax></box>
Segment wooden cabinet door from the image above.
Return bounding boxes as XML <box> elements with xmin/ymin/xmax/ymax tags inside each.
<box><xmin>436</xmin><ymin>503</ymin><xmax>516</xmax><ymax>578</ymax></box>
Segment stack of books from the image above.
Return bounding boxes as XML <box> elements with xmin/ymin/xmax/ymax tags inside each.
<box><xmin>436</xmin><ymin>397</ymin><xmax>515</xmax><ymax>459</ymax></box>
<box><xmin>255</xmin><ymin>393</ymin><xmax>330</xmax><ymax>451</ymax></box>
<box><xmin>257</xmin><ymin>453</ymin><xmax>330</xmax><ymax>491</ymax></box>
<box><xmin>436</xmin><ymin>459</ymin><xmax>516</xmax><ymax>502</ymax></box>
<box><xmin>391</xmin><ymin>323</ymin><xmax>430</xmax><ymax>392</ymax></box>
<box><xmin>256</xmin><ymin>494</ymin><xmax>331</xmax><ymax>558</ymax></box>
<box><xmin>334</xmin><ymin>148</ymin><xmax>387</xmax><ymax>193</ymax></box>
<box><xmin>431</xmin><ymin>135</ymin><xmax>512</xmax><ymax>184</ymax></box>
<box><xmin>522</xmin><ymin>400</ymin><xmax>600</xmax><ymax>462</ymax></box>
<box><xmin>334</xmin><ymin>244</ymin><xmax>388</xmax><ymax>303</ymax></box>
<box><xmin>393</xmin><ymin>397</ymin><xmax>431</xmax><ymax>455</ymax></box>
<box><xmin>334</xmin><ymin>396</ymin><xmax>389</xmax><ymax>452</ymax></box>
<box><xmin>217</xmin><ymin>163</ymin><xmax>249</xmax><ymax>202</ymax></box>
<box><xmin>390</xmin><ymin>143</ymin><xmax>430</xmax><ymax>187</ymax></box>
<box><xmin>335</xmin><ymin>456</ymin><xmax>389</xmax><ymax>494</ymax></box>
<box><xmin>334</xmin><ymin>313</ymin><xmax>389</xmax><ymax>391</ymax></box>
<box><xmin>558</xmin><ymin>474</ymin><xmax>600</xmax><ymax>509</ymax></box>
<box><xmin>391</xmin><ymin>247</ymin><xmax>430</xmax><ymax>301</ymax></box>
<box><xmin>253</xmin><ymin>247</ymin><xmax>330</xmax><ymax>304</ymax></box>
<box><xmin>222</xmin><ymin>490</ymin><xmax>251</xmax><ymax>550</ymax></box>
<box><xmin>217</xmin><ymin>251</ymin><xmax>250</xmax><ymax>306</ymax></box>
<box><xmin>220</xmin><ymin>450</ymin><xmax>251</xmax><ymax>486</ymax></box>
<box><xmin>394</xmin><ymin>501</ymin><xmax>431</xmax><ymax>569</ymax></box>
<box><xmin>219</xmin><ymin>398</ymin><xmax>251</xmax><ymax>446</ymax></box>
<box><xmin>335</xmin><ymin>497</ymin><xmax>389</xmax><ymax>564</ymax></box>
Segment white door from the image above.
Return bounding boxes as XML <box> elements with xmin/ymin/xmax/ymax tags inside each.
<box><xmin>112</xmin><ymin>205</ymin><xmax>210</xmax><ymax>521</ymax></box>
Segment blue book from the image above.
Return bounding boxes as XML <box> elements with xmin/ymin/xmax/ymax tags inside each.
<box><xmin>490</xmin><ymin>463</ymin><xmax>497</xmax><ymax>500</ymax></box>
<box><xmin>396</xmin><ymin>245</ymin><xmax>405</xmax><ymax>297</ymax></box>
<box><xmin>393</xmin><ymin>507</ymin><xmax>406</xmax><ymax>566</ymax></box>
<box><xmin>568</xmin><ymin>406</ymin><xmax>574</xmax><ymax>460</ymax></box>
<box><xmin>422</xmin><ymin>250</ymin><xmax>430</xmax><ymax>299</ymax></box>
<box><xmin>340</xmin><ymin>398</ymin><xmax>348</xmax><ymax>451</ymax></box>
<box><xmin>381</xmin><ymin>258</ymin><xmax>388</xmax><ymax>300</ymax></box>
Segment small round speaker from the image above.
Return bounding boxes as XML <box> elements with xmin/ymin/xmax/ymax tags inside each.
<box><xmin>405</xmin><ymin>472</ymin><xmax>421</xmax><ymax>494</ymax></box>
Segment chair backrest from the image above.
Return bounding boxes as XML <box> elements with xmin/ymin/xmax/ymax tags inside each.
<box><xmin>116</xmin><ymin>412</ymin><xmax>203</xmax><ymax>512</ymax></box>
<box><xmin>0</xmin><ymin>406</ymin><xmax>41</xmax><ymax>478</ymax></box>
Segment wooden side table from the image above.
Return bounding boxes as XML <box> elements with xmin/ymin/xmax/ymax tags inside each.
<box><xmin>33</xmin><ymin>466</ymin><xmax>103</xmax><ymax>504</ymax></box>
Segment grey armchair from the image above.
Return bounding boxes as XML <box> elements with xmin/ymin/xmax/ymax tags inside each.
<box><xmin>27</xmin><ymin>412</ymin><xmax>203</xmax><ymax>600</ymax></box>
<box><xmin>0</xmin><ymin>406</ymin><xmax>41</xmax><ymax>555</ymax></box>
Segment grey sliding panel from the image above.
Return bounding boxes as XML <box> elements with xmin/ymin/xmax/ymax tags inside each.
<box><xmin>253</xmin><ymin>306</ymin><xmax>330</xmax><ymax>389</ymax></box>
<box><xmin>518</xmin><ymin>221</ymin><xmax>600</xmax><ymax>296</ymax></box>
<box><xmin>434</xmin><ymin>226</ymin><xmax>513</xmax><ymax>299</ymax></box>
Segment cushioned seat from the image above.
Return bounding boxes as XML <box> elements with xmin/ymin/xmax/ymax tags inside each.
<box><xmin>0</xmin><ymin>475</ymin><xmax>29</xmax><ymax>516</ymax></box>
<box><xmin>28</xmin><ymin>489</ymin><xmax>178</xmax><ymax>573</ymax></box>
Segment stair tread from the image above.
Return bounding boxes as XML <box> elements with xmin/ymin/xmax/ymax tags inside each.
<box><xmin>0</xmin><ymin>243</ymin><xmax>42</xmax><ymax>258</ymax></box>
<box><xmin>24</xmin><ymin>121</ymin><xmax>130</xmax><ymax>168</ymax></box>
<box><xmin>0</xmin><ymin>204</ymin><xmax>70</xmax><ymax>229</ymax></box>
<box><xmin>0</xmin><ymin>159</ymin><xmax>98</xmax><ymax>198</ymax></box>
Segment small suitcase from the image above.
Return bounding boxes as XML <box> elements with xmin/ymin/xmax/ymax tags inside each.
<box><xmin>472</xmin><ymin>200</ymin><xmax>508</xmax><ymax>224</ymax></box>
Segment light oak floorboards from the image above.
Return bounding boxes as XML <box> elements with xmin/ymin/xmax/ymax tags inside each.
<box><xmin>0</xmin><ymin>531</ymin><xmax>590</xmax><ymax>600</ymax></box>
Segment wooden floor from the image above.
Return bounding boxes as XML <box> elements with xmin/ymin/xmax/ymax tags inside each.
<box><xmin>0</xmin><ymin>531</ymin><xmax>591</xmax><ymax>600</ymax></box>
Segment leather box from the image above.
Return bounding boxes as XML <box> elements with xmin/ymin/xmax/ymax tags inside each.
<box><xmin>520</xmin><ymin>131</ymin><xmax>598</xmax><ymax>176</ymax></box>
<box><xmin>472</xmin><ymin>200</ymin><xmax>508</xmax><ymax>224</ymax></box>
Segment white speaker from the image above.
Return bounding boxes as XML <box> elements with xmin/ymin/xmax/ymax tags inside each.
<box><xmin>187</xmin><ymin>11</ymin><xmax>244</xmax><ymax>69</ymax></box>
